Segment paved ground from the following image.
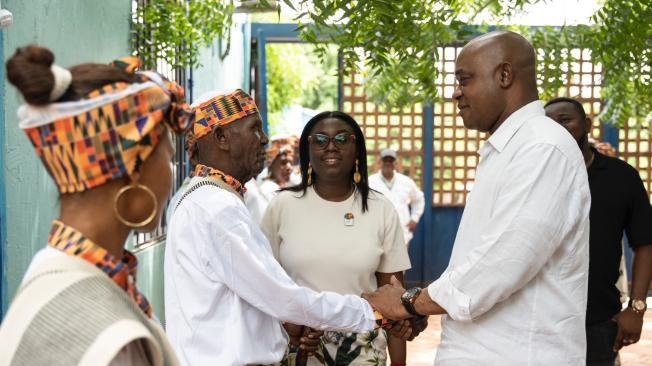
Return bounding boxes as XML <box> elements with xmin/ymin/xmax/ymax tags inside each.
<box><xmin>406</xmin><ymin>303</ymin><xmax>652</xmax><ymax>365</ymax></box>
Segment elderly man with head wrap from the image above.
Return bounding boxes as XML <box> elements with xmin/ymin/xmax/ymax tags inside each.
<box><xmin>163</xmin><ymin>90</ymin><xmax>403</xmax><ymax>366</ymax></box>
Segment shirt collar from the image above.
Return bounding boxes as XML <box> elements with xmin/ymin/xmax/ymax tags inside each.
<box><xmin>191</xmin><ymin>164</ymin><xmax>247</xmax><ymax>197</ymax></box>
<box><xmin>381</xmin><ymin>172</ymin><xmax>396</xmax><ymax>185</ymax></box>
<box><xmin>479</xmin><ymin>100</ymin><xmax>545</xmax><ymax>156</ymax></box>
<box><xmin>47</xmin><ymin>220</ymin><xmax>152</xmax><ymax>317</ymax></box>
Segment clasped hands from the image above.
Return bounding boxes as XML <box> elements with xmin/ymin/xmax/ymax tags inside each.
<box><xmin>363</xmin><ymin>275</ymin><xmax>428</xmax><ymax>341</ymax></box>
<box><xmin>284</xmin><ymin>277</ymin><xmax>428</xmax><ymax>355</ymax></box>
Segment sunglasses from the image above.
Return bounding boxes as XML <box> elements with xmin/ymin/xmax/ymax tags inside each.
<box><xmin>309</xmin><ymin>133</ymin><xmax>356</xmax><ymax>150</ymax></box>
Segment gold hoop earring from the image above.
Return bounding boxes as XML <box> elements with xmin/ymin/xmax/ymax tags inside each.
<box><xmin>307</xmin><ymin>162</ymin><xmax>313</xmax><ymax>186</ymax></box>
<box><xmin>113</xmin><ymin>182</ymin><xmax>158</xmax><ymax>228</ymax></box>
<box><xmin>353</xmin><ymin>159</ymin><xmax>361</xmax><ymax>184</ymax></box>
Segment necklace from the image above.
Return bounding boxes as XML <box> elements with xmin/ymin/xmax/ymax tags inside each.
<box><xmin>586</xmin><ymin>151</ymin><xmax>595</xmax><ymax>167</ymax></box>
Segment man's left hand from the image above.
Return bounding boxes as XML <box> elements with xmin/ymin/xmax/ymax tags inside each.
<box><xmin>613</xmin><ymin>308</ymin><xmax>644</xmax><ymax>351</ymax></box>
<box><xmin>407</xmin><ymin>220</ymin><xmax>417</xmax><ymax>232</ymax></box>
<box><xmin>362</xmin><ymin>276</ymin><xmax>411</xmax><ymax>320</ymax></box>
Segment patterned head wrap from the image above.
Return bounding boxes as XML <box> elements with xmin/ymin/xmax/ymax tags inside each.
<box><xmin>17</xmin><ymin>57</ymin><xmax>193</xmax><ymax>194</ymax></box>
<box><xmin>185</xmin><ymin>89</ymin><xmax>259</xmax><ymax>155</ymax></box>
<box><xmin>266</xmin><ymin>144</ymin><xmax>294</xmax><ymax>167</ymax></box>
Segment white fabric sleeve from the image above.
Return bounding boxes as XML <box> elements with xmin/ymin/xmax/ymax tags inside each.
<box><xmin>427</xmin><ymin>144</ymin><xmax>588</xmax><ymax>321</ymax></box>
<box><xmin>408</xmin><ymin>179</ymin><xmax>425</xmax><ymax>223</ymax></box>
<box><xmin>378</xmin><ymin>199</ymin><xmax>412</xmax><ymax>273</ymax></box>
<box><xmin>205</xmin><ymin>206</ymin><xmax>376</xmax><ymax>333</ymax></box>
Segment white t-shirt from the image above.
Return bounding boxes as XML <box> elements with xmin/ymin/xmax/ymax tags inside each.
<box><xmin>244</xmin><ymin>178</ymin><xmax>269</xmax><ymax>225</ymax></box>
<box><xmin>261</xmin><ymin>187</ymin><xmax>411</xmax><ymax>296</ymax></box>
<box><xmin>259</xmin><ymin>179</ymin><xmax>282</xmax><ymax>203</ymax></box>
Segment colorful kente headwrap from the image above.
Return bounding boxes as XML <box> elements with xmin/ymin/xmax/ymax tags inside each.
<box><xmin>17</xmin><ymin>57</ymin><xmax>193</xmax><ymax>194</ymax></box>
<box><xmin>47</xmin><ymin>220</ymin><xmax>153</xmax><ymax>317</ymax></box>
<box><xmin>191</xmin><ymin>163</ymin><xmax>247</xmax><ymax>197</ymax></box>
<box><xmin>266</xmin><ymin>144</ymin><xmax>294</xmax><ymax>167</ymax></box>
<box><xmin>185</xmin><ymin>90</ymin><xmax>259</xmax><ymax>159</ymax></box>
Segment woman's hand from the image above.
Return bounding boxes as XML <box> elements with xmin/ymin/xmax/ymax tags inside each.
<box><xmin>407</xmin><ymin>316</ymin><xmax>429</xmax><ymax>341</ymax></box>
<box><xmin>384</xmin><ymin>319</ymin><xmax>413</xmax><ymax>341</ymax></box>
<box><xmin>283</xmin><ymin>323</ymin><xmax>304</xmax><ymax>347</ymax></box>
<box><xmin>299</xmin><ymin>327</ymin><xmax>323</xmax><ymax>356</ymax></box>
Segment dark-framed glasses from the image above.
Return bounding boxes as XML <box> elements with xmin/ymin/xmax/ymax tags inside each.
<box><xmin>309</xmin><ymin>133</ymin><xmax>356</xmax><ymax>150</ymax></box>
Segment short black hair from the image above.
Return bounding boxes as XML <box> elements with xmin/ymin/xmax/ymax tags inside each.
<box><xmin>544</xmin><ymin>97</ymin><xmax>587</xmax><ymax>120</ymax></box>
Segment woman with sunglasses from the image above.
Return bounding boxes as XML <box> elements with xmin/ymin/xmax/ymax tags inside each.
<box><xmin>262</xmin><ymin>111</ymin><xmax>411</xmax><ymax>366</ymax></box>
<box><xmin>0</xmin><ymin>46</ymin><xmax>190</xmax><ymax>365</ymax></box>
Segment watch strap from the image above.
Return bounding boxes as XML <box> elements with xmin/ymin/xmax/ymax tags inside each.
<box><xmin>401</xmin><ymin>287</ymin><xmax>423</xmax><ymax>317</ymax></box>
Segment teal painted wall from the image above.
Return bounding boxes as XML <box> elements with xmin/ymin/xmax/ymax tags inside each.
<box><xmin>134</xmin><ymin>242</ymin><xmax>167</xmax><ymax>322</ymax></box>
<box><xmin>1</xmin><ymin>0</ymin><xmax>132</xmax><ymax>312</ymax></box>
<box><xmin>0</xmin><ymin>2</ymin><xmax>248</xmax><ymax>320</ymax></box>
<box><xmin>192</xmin><ymin>16</ymin><xmax>249</xmax><ymax>100</ymax></box>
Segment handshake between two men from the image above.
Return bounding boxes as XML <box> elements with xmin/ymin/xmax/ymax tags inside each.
<box><xmin>285</xmin><ymin>276</ymin><xmax>433</xmax><ymax>359</ymax></box>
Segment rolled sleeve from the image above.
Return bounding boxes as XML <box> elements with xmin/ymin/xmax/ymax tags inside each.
<box><xmin>377</xmin><ymin>198</ymin><xmax>412</xmax><ymax>273</ymax></box>
<box><xmin>427</xmin><ymin>272</ymin><xmax>472</xmax><ymax>321</ymax></box>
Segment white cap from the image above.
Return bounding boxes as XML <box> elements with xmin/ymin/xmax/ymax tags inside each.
<box><xmin>379</xmin><ymin>148</ymin><xmax>397</xmax><ymax>160</ymax></box>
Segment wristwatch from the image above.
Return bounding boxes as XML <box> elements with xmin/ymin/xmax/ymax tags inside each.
<box><xmin>401</xmin><ymin>287</ymin><xmax>423</xmax><ymax>317</ymax></box>
<box><xmin>629</xmin><ymin>298</ymin><xmax>647</xmax><ymax>315</ymax></box>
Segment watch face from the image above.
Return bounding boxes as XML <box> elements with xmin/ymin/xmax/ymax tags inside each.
<box><xmin>632</xmin><ymin>299</ymin><xmax>647</xmax><ymax>311</ymax></box>
<box><xmin>402</xmin><ymin>287</ymin><xmax>419</xmax><ymax>302</ymax></box>
<box><xmin>401</xmin><ymin>291</ymin><xmax>411</xmax><ymax>302</ymax></box>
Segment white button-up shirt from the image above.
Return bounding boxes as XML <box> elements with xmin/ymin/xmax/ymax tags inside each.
<box><xmin>369</xmin><ymin>171</ymin><xmax>425</xmax><ymax>244</ymax></box>
<box><xmin>164</xmin><ymin>177</ymin><xmax>375</xmax><ymax>366</ymax></box>
<box><xmin>427</xmin><ymin>101</ymin><xmax>590</xmax><ymax>365</ymax></box>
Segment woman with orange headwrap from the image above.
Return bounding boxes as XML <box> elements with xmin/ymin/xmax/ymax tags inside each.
<box><xmin>260</xmin><ymin>143</ymin><xmax>295</xmax><ymax>202</ymax></box>
<box><xmin>0</xmin><ymin>46</ymin><xmax>192</xmax><ymax>366</ymax></box>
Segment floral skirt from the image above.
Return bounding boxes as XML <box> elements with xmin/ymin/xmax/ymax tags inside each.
<box><xmin>278</xmin><ymin>329</ymin><xmax>387</xmax><ymax>366</ymax></box>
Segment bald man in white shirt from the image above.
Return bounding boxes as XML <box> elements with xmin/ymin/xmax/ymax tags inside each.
<box><xmin>364</xmin><ymin>31</ymin><xmax>590</xmax><ymax>365</ymax></box>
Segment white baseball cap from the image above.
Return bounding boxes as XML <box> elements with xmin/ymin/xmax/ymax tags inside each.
<box><xmin>379</xmin><ymin>148</ymin><xmax>397</xmax><ymax>160</ymax></box>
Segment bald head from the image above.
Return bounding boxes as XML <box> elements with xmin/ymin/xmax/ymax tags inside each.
<box><xmin>462</xmin><ymin>30</ymin><xmax>537</xmax><ymax>88</ymax></box>
<box><xmin>453</xmin><ymin>30</ymin><xmax>540</xmax><ymax>133</ymax></box>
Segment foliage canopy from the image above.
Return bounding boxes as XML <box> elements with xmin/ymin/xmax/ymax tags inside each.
<box><xmin>284</xmin><ymin>0</ymin><xmax>651</xmax><ymax>127</ymax></box>
<box><xmin>134</xmin><ymin>0</ymin><xmax>651</xmax><ymax>127</ymax></box>
<box><xmin>132</xmin><ymin>0</ymin><xmax>234</xmax><ymax>69</ymax></box>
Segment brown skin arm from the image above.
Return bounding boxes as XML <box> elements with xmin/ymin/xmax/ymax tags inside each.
<box><xmin>363</xmin><ymin>276</ymin><xmax>447</xmax><ymax>320</ymax></box>
<box><xmin>407</xmin><ymin>220</ymin><xmax>418</xmax><ymax>232</ymax></box>
<box><xmin>614</xmin><ymin>244</ymin><xmax>652</xmax><ymax>351</ymax></box>
<box><xmin>376</xmin><ymin>272</ymin><xmax>407</xmax><ymax>364</ymax></box>
<box><xmin>413</xmin><ymin>288</ymin><xmax>448</xmax><ymax>317</ymax></box>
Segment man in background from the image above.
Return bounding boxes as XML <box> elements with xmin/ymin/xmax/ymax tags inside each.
<box><xmin>545</xmin><ymin>97</ymin><xmax>652</xmax><ymax>366</ymax></box>
<box><xmin>369</xmin><ymin>148</ymin><xmax>425</xmax><ymax>246</ymax></box>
